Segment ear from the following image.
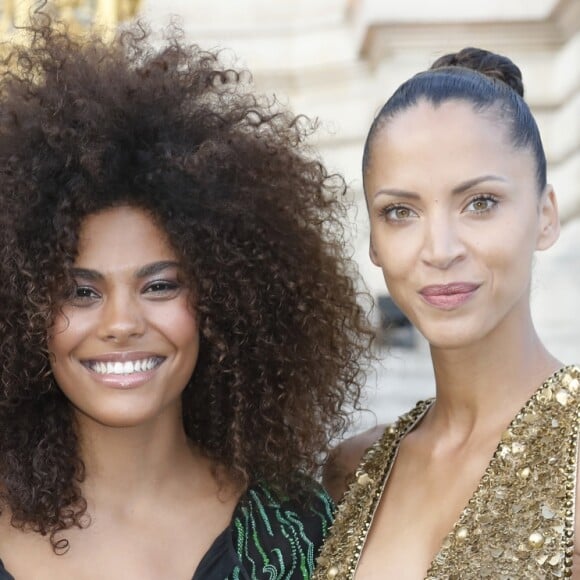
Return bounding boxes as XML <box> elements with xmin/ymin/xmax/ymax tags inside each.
<box><xmin>369</xmin><ymin>238</ymin><xmax>380</xmax><ymax>266</ymax></box>
<box><xmin>536</xmin><ymin>184</ymin><xmax>560</xmax><ymax>251</ymax></box>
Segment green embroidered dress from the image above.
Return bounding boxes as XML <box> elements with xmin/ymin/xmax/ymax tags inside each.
<box><xmin>0</xmin><ymin>481</ymin><xmax>334</xmax><ymax>580</ymax></box>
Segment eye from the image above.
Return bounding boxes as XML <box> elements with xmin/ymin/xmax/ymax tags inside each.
<box><xmin>143</xmin><ymin>280</ymin><xmax>181</xmax><ymax>298</ymax></box>
<box><xmin>69</xmin><ymin>285</ymin><xmax>100</xmax><ymax>306</ymax></box>
<box><xmin>464</xmin><ymin>195</ymin><xmax>498</xmax><ymax>214</ymax></box>
<box><xmin>379</xmin><ymin>205</ymin><xmax>417</xmax><ymax>222</ymax></box>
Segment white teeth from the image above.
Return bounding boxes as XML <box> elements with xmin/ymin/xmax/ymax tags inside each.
<box><xmin>88</xmin><ymin>358</ymin><xmax>160</xmax><ymax>375</ymax></box>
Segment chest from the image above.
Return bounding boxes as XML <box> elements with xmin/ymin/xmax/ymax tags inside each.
<box><xmin>356</xmin><ymin>444</ymin><xmax>497</xmax><ymax>579</ymax></box>
<box><xmin>314</xmin><ymin>366</ymin><xmax>580</xmax><ymax>579</ymax></box>
<box><xmin>0</xmin><ymin>494</ymin><xmax>236</xmax><ymax>580</ymax></box>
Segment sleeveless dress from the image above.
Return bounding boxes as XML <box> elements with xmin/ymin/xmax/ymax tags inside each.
<box><xmin>314</xmin><ymin>365</ymin><xmax>580</xmax><ymax>579</ymax></box>
<box><xmin>0</xmin><ymin>482</ymin><xmax>334</xmax><ymax>580</ymax></box>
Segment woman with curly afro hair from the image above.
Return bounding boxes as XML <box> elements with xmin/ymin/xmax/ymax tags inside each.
<box><xmin>0</xmin><ymin>17</ymin><xmax>372</xmax><ymax>580</ymax></box>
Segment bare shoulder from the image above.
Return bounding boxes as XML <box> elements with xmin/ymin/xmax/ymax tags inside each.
<box><xmin>323</xmin><ymin>425</ymin><xmax>387</xmax><ymax>502</ymax></box>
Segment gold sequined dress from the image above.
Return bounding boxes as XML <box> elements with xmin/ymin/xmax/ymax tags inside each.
<box><xmin>315</xmin><ymin>366</ymin><xmax>580</xmax><ymax>579</ymax></box>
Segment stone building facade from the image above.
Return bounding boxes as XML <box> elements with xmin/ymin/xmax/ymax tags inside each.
<box><xmin>2</xmin><ymin>0</ymin><xmax>579</xmax><ymax>427</ymax></box>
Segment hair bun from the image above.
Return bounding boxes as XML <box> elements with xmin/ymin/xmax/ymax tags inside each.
<box><xmin>430</xmin><ymin>47</ymin><xmax>524</xmax><ymax>98</ymax></box>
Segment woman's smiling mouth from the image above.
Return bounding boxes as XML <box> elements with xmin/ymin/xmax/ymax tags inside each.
<box><xmin>80</xmin><ymin>355</ymin><xmax>167</xmax><ymax>388</ymax></box>
<box><xmin>83</xmin><ymin>357</ymin><xmax>165</xmax><ymax>375</ymax></box>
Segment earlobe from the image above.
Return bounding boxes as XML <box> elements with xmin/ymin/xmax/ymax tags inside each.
<box><xmin>536</xmin><ymin>185</ymin><xmax>560</xmax><ymax>251</ymax></box>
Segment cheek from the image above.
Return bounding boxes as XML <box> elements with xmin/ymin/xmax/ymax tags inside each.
<box><xmin>48</xmin><ymin>311</ymin><xmax>86</xmax><ymax>360</ymax></box>
<box><xmin>155</xmin><ymin>302</ymin><xmax>199</xmax><ymax>352</ymax></box>
<box><xmin>372</xmin><ymin>226</ymin><xmax>418</xmax><ymax>282</ymax></box>
<box><xmin>478</xmin><ymin>220</ymin><xmax>536</xmax><ymax>278</ymax></box>
<box><xmin>161</xmin><ymin>308</ymin><xmax>200</xmax><ymax>387</ymax></box>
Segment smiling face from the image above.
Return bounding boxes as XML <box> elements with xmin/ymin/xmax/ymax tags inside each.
<box><xmin>48</xmin><ymin>206</ymin><xmax>199</xmax><ymax>429</ymax></box>
<box><xmin>365</xmin><ymin>99</ymin><xmax>559</xmax><ymax>350</ymax></box>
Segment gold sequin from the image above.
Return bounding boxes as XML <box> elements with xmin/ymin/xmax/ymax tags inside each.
<box><xmin>528</xmin><ymin>531</ymin><xmax>545</xmax><ymax>548</ymax></box>
<box><xmin>518</xmin><ymin>466</ymin><xmax>531</xmax><ymax>479</ymax></box>
<box><xmin>356</xmin><ymin>473</ymin><xmax>372</xmax><ymax>486</ymax></box>
<box><xmin>313</xmin><ymin>366</ymin><xmax>580</xmax><ymax>580</ymax></box>
<box><xmin>556</xmin><ymin>389</ymin><xmax>572</xmax><ymax>406</ymax></box>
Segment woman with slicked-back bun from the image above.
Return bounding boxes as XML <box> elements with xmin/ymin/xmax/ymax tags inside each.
<box><xmin>430</xmin><ymin>47</ymin><xmax>525</xmax><ymax>96</ymax></box>
<box><xmin>315</xmin><ymin>48</ymin><xmax>580</xmax><ymax>579</ymax></box>
<box><xmin>0</xmin><ymin>14</ymin><xmax>374</xmax><ymax>580</ymax></box>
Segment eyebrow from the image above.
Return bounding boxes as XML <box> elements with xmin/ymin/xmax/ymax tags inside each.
<box><xmin>70</xmin><ymin>260</ymin><xmax>180</xmax><ymax>281</ymax></box>
<box><xmin>452</xmin><ymin>175</ymin><xmax>507</xmax><ymax>194</ymax></box>
<box><xmin>373</xmin><ymin>175</ymin><xmax>507</xmax><ymax>200</ymax></box>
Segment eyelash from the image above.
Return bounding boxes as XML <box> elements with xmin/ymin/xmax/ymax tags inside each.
<box><xmin>378</xmin><ymin>194</ymin><xmax>499</xmax><ymax>222</ymax></box>
<box><xmin>67</xmin><ymin>280</ymin><xmax>181</xmax><ymax>306</ymax></box>
<box><xmin>464</xmin><ymin>194</ymin><xmax>499</xmax><ymax>214</ymax></box>
<box><xmin>68</xmin><ymin>286</ymin><xmax>100</xmax><ymax>306</ymax></box>
<box><xmin>143</xmin><ymin>280</ymin><xmax>181</xmax><ymax>296</ymax></box>
<box><xmin>378</xmin><ymin>205</ymin><xmax>416</xmax><ymax>222</ymax></box>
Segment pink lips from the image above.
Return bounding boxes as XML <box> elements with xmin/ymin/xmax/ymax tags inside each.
<box><xmin>87</xmin><ymin>366</ymin><xmax>161</xmax><ymax>389</ymax></box>
<box><xmin>419</xmin><ymin>282</ymin><xmax>480</xmax><ymax>309</ymax></box>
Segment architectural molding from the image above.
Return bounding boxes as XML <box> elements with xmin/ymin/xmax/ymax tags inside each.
<box><xmin>0</xmin><ymin>0</ymin><xmax>142</xmax><ymax>34</ymax></box>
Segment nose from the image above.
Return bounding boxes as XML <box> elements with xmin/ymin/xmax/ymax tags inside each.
<box><xmin>420</xmin><ymin>213</ymin><xmax>466</xmax><ymax>270</ymax></box>
<box><xmin>98</xmin><ymin>290</ymin><xmax>146</xmax><ymax>344</ymax></box>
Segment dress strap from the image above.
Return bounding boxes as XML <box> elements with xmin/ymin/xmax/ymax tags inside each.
<box><xmin>314</xmin><ymin>400</ymin><xmax>432</xmax><ymax>579</ymax></box>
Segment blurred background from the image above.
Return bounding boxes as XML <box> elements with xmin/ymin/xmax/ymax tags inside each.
<box><xmin>2</xmin><ymin>0</ymin><xmax>579</xmax><ymax>432</ymax></box>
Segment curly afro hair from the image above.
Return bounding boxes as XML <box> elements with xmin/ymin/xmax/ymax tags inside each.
<box><xmin>0</xmin><ymin>18</ymin><xmax>372</xmax><ymax>550</ymax></box>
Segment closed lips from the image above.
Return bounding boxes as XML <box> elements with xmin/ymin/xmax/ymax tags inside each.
<box><xmin>84</xmin><ymin>357</ymin><xmax>164</xmax><ymax>375</ymax></box>
<box><xmin>420</xmin><ymin>283</ymin><xmax>479</xmax><ymax>296</ymax></box>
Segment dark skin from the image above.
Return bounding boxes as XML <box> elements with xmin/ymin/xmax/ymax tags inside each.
<box><xmin>0</xmin><ymin>208</ymin><xmax>241</xmax><ymax>580</ymax></box>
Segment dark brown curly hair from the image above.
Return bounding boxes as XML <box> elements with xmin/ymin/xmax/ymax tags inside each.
<box><xmin>0</xmin><ymin>18</ymin><xmax>372</xmax><ymax>549</ymax></box>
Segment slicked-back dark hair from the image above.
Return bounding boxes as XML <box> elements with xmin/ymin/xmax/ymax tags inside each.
<box><xmin>362</xmin><ymin>47</ymin><xmax>546</xmax><ymax>192</ymax></box>
<box><xmin>0</xmin><ymin>19</ymin><xmax>373</xmax><ymax>552</ymax></box>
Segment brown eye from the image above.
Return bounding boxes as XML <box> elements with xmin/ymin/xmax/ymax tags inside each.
<box><xmin>68</xmin><ymin>285</ymin><xmax>100</xmax><ymax>306</ymax></box>
<box><xmin>143</xmin><ymin>280</ymin><xmax>181</xmax><ymax>298</ymax></box>
<box><xmin>465</xmin><ymin>195</ymin><xmax>498</xmax><ymax>213</ymax></box>
<box><xmin>379</xmin><ymin>205</ymin><xmax>417</xmax><ymax>222</ymax></box>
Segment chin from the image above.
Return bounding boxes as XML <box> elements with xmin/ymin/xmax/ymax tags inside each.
<box><xmin>419</xmin><ymin>322</ymin><xmax>488</xmax><ymax>351</ymax></box>
<box><xmin>76</xmin><ymin>404</ymin><xmax>165</xmax><ymax>429</ymax></box>
<box><xmin>427</xmin><ymin>337</ymin><xmax>478</xmax><ymax>351</ymax></box>
<box><xmin>95</xmin><ymin>415</ymin><xmax>155</xmax><ymax>429</ymax></box>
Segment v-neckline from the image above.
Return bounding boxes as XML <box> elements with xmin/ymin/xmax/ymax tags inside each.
<box><xmin>353</xmin><ymin>399</ymin><xmax>432</xmax><ymax>577</ymax></box>
<box><xmin>355</xmin><ymin>366</ymin><xmax>572</xmax><ymax>578</ymax></box>
<box><xmin>0</xmin><ymin>490</ymin><xmax>247</xmax><ymax>580</ymax></box>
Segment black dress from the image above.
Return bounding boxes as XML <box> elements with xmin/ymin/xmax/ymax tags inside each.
<box><xmin>0</xmin><ymin>482</ymin><xmax>334</xmax><ymax>579</ymax></box>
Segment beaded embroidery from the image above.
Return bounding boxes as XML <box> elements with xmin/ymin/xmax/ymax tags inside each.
<box><xmin>314</xmin><ymin>366</ymin><xmax>580</xmax><ymax>579</ymax></box>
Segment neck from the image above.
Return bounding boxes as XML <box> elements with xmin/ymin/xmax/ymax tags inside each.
<box><xmin>76</xmin><ymin>404</ymin><xmax>213</xmax><ymax>513</ymax></box>
<box><xmin>427</xmin><ymin>303</ymin><xmax>561</xmax><ymax>439</ymax></box>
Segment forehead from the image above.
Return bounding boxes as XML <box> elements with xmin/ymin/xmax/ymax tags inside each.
<box><xmin>376</xmin><ymin>99</ymin><xmax>510</xmax><ymax>158</ymax></box>
<box><xmin>76</xmin><ymin>206</ymin><xmax>176</xmax><ymax>269</ymax></box>
<box><xmin>365</xmin><ymin>99</ymin><xmax>535</xmax><ymax>192</ymax></box>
